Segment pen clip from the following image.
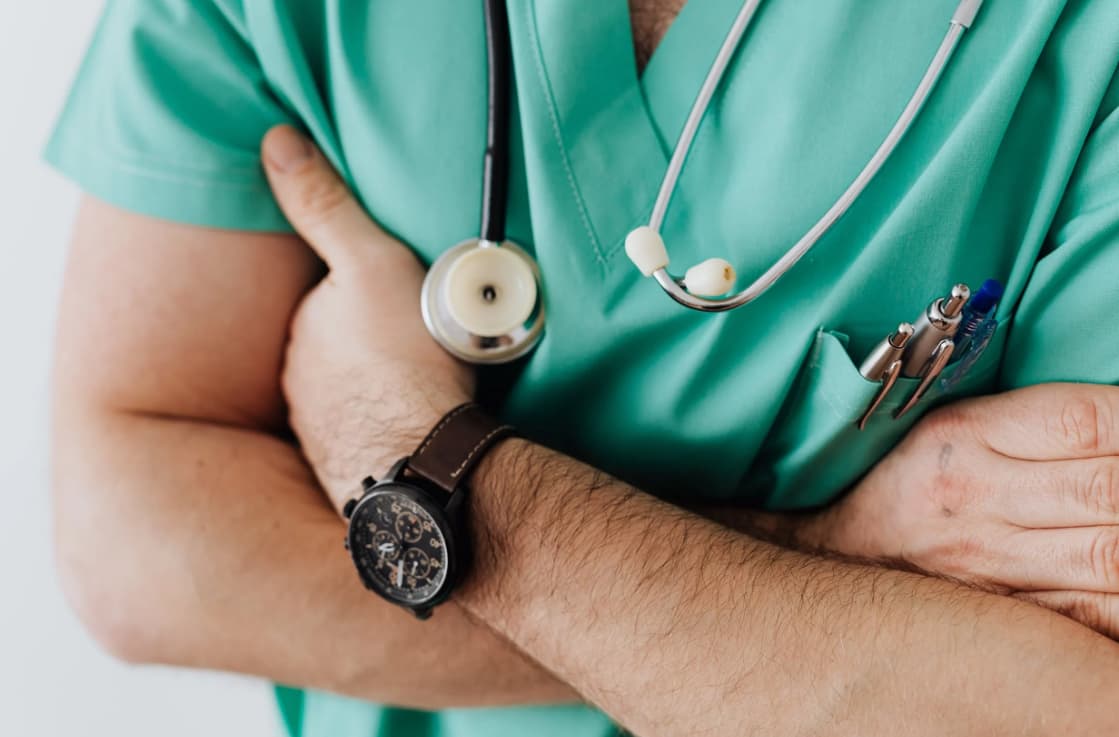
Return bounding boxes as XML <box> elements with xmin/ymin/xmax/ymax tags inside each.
<box><xmin>894</xmin><ymin>338</ymin><xmax>955</xmax><ymax>420</ymax></box>
<box><xmin>856</xmin><ymin>359</ymin><xmax>903</xmax><ymax>431</ymax></box>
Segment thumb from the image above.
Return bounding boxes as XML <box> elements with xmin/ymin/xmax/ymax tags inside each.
<box><xmin>261</xmin><ymin>124</ymin><xmax>394</xmax><ymax>270</ymax></box>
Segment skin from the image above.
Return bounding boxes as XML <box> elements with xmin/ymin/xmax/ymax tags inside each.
<box><xmin>51</xmin><ymin>197</ymin><xmax>575</xmax><ymax>708</ymax></box>
<box><xmin>48</xmin><ymin>9</ymin><xmax>1119</xmax><ymax>727</ymax></box>
<box><xmin>717</xmin><ymin>386</ymin><xmax>1119</xmax><ymax>639</ymax></box>
<box><xmin>259</xmin><ymin>128</ymin><xmax>1119</xmax><ymax>736</ymax></box>
<box><xmin>628</xmin><ymin>0</ymin><xmax>686</xmax><ymax>71</ymax></box>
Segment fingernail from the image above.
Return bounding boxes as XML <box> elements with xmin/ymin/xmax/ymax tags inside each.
<box><xmin>265</xmin><ymin>126</ymin><xmax>313</xmax><ymax>172</ymax></box>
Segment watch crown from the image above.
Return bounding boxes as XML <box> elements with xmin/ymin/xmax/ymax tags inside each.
<box><xmin>342</xmin><ymin>498</ymin><xmax>357</xmax><ymax>519</ymax></box>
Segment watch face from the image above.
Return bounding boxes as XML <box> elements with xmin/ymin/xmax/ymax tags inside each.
<box><xmin>348</xmin><ymin>486</ymin><xmax>451</xmax><ymax>606</ymax></box>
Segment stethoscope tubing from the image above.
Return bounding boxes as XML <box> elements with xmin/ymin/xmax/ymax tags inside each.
<box><xmin>423</xmin><ymin>0</ymin><xmax>985</xmax><ymax>366</ymax></box>
<box><xmin>649</xmin><ymin>2</ymin><xmax>981</xmax><ymax>312</ymax></box>
<box><xmin>480</xmin><ymin>0</ymin><xmax>512</xmax><ymax>245</ymax></box>
<box><xmin>647</xmin><ymin>0</ymin><xmax>764</xmax><ymax>235</ymax></box>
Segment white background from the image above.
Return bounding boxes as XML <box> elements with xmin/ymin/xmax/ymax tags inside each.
<box><xmin>0</xmin><ymin>3</ymin><xmax>280</xmax><ymax>735</ymax></box>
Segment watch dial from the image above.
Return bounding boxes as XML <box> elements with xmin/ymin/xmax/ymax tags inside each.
<box><xmin>350</xmin><ymin>488</ymin><xmax>449</xmax><ymax>605</ymax></box>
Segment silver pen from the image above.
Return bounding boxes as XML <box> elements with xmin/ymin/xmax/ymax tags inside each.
<box><xmin>900</xmin><ymin>283</ymin><xmax>970</xmax><ymax>378</ymax></box>
<box><xmin>856</xmin><ymin>322</ymin><xmax>915</xmax><ymax>430</ymax></box>
<box><xmin>894</xmin><ymin>338</ymin><xmax>955</xmax><ymax>419</ymax></box>
<box><xmin>892</xmin><ymin>283</ymin><xmax>970</xmax><ymax>419</ymax></box>
<box><xmin>859</xmin><ymin>322</ymin><xmax>916</xmax><ymax>380</ymax></box>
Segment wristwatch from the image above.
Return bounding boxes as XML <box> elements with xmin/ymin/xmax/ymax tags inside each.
<box><xmin>342</xmin><ymin>403</ymin><xmax>514</xmax><ymax>620</ymax></box>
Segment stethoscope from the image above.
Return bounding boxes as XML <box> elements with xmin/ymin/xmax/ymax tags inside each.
<box><xmin>421</xmin><ymin>0</ymin><xmax>986</xmax><ymax>364</ymax></box>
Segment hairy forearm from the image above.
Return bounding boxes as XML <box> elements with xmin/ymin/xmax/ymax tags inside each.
<box><xmin>53</xmin><ymin>407</ymin><xmax>576</xmax><ymax>709</ymax></box>
<box><xmin>691</xmin><ymin>504</ymin><xmax>812</xmax><ymax>549</ymax></box>
<box><xmin>459</xmin><ymin>439</ymin><xmax>1119</xmax><ymax>736</ymax></box>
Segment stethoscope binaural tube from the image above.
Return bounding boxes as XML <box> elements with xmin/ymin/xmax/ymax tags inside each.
<box><xmin>423</xmin><ymin>0</ymin><xmax>986</xmax><ymax>366</ymax></box>
<box><xmin>421</xmin><ymin>0</ymin><xmax>545</xmax><ymax>365</ymax></box>
<box><xmin>624</xmin><ymin>0</ymin><xmax>987</xmax><ymax>312</ymax></box>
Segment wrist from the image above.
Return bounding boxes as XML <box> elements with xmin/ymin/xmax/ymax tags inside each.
<box><xmin>341</xmin><ymin>401</ymin><xmax>511</xmax><ymax>619</ymax></box>
<box><xmin>318</xmin><ymin>388</ymin><xmax>472</xmax><ymax>497</ymax></box>
<box><xmin>456</xmin><ymin>437</ymin><xmax>547</xmax><ymax>613</ymax></box>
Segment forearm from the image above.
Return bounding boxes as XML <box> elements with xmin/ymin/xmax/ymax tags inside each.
<box><xmin>459</xmin><ymin>439</ymin><xmax>1119</xmax><ymax>736</ymax></box>
<box><xmin>53</xmin><ymin>407</ymin><xmax>576</xmax><ymax>709</ymax></box>
<box><xmin>691</xmin><ymin>504</ymin><xmax>813</xmax><ymax>549</ymax></box>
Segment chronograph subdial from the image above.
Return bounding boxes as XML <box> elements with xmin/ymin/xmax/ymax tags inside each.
<box><xmin>371</xmin><ymin>530</ymin><xmax>401</xmax><ymax>561</ymax></box>
<box><xmin>394</xmin><ymin>511</ymin><xmax>425</xmax><ymax>543</ymax></box>
<box><xmin>342</xmin><ymin>405</ymin><xmax>513</xmax><ymax>618</ymax></box>
<box><xmin>402</xmin><ymin>547</ymin><xmax>433</xmax><ymax>579</ymax></box>
<box><xmin>348</xmin><ymin>484</ymin><xmax>453</xmax><ymax>608</ymax></box>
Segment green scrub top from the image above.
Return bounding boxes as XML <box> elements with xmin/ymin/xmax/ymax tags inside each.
<box><xmin>47</xmin><ymin>1</ymin><xmax>1119</xmax><ymax>735</ymax></box>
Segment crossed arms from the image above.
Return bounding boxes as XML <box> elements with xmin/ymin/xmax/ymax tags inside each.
<box><xmin>52</xmin><ymin>131</ymin><xmax>1119</xmax><ymax>734</ymax></box>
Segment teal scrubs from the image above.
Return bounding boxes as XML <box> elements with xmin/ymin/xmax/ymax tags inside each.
<box><xmin>48</xmin><ymin>1</ymin><xmax>1119</xmax><ymax>735</ymax></box>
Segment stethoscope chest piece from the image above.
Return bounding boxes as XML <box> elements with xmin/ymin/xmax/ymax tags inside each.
<box><xmin>421</xmin><ymin>238</ymin><xmax>545</xmax><ymax>364</ymax></box>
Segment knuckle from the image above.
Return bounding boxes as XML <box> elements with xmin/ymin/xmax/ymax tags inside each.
<box><xmin>1087</xmin><ymin>529</ymin><xmax>1119</xmax><ymax>589</ymax></box>
<box><xmin>1083</xmin><ymin>459</ymin><xmax>1119</xmax><ymax>518</ymax></box>
<box><xmin>1053</xmin><ymin>395</ymin><xmax>1110</xmax><ymax>454</ymax></box>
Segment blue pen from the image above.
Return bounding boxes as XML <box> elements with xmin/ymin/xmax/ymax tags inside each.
<box><xmin>953</xmin><ymin>279</ymin><xmax>1004</xmax><ymax>355</ymax></box>
<box><xmin>940</xmin><ymin>278</ymin><xmax>1003</xmax><ymax>390</ymax></box>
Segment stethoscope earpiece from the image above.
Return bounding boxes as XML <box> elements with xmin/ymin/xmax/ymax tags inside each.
<box><xmin>421</xmin><ymin>239</ymin><xmax>544</xmax><ymax>364</ymax></box>
<box><xmin>423</xmin><ymin>0</ymin><xmax>985</xmax><ymax>361</ymax></box>
<box><xmin>683</xmin><ymin>258</ymin><xmax>737</xmax><ymax>298</ymax></box>
<box><xmin>621</xmin><ymin>0</ymin><xmax>982</xmax><ymax>313</ymax></box>
<box><xmin>624</xmin><ymin>226</ymin><xmax>670</xmax><ymax>276</ymax></box>
<box><xmin>624</xmin><ymin>226</ymin><xmax>737</xmax><ymax>299</ymax></box>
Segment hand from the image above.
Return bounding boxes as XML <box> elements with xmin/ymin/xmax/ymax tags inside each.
<box><xmin>804</xmin><ymin>383</ymin><xmax>1119</xmax><ymax>638</ymax></box>
<box><xmin>261</xmin><ymin>125</ymin><xmax>473</xmax><ymax>510</ymax></box>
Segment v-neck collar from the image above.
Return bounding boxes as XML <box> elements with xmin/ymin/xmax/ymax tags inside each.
<box><xmin>640</xmin><ymin>0</ymin><xmax>748</xmax><ymax>159</ymax></box>
<box><xmin>522</xmin><ymin>0</ymin><xmax>746</xmax><ymax>267</ymax></box>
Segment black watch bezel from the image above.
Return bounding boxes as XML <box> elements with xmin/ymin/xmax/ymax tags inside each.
<box><xmin>344</xmin><ymin>467</ymin><xmax>467</xmax><ymax>619</ymax></box>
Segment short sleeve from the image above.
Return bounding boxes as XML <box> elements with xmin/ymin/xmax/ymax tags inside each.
<box><xmin>1000</xmin><ymin>69</ymin><xmax>1119</xmax><ymax>387</ymax></box>
<box><xmin>44</xmin><ymin>0</ymin><xmax>295</xmax><ymax>231</ymax></box>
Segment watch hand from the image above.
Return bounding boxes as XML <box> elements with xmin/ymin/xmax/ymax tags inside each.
<box><xmin>411</xmin><ymin>560</ymin><xmax>418</xmax><ymax>575</ymax></box>
<box><xmin>396</xmin><ymin>560</ymin><xmax>404</xmax><ymax>587</ymax></box>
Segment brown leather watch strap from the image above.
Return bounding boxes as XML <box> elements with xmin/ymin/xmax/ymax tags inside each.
<box><xmin>405</xmin><ymin>403</ymin><xmax>515</xmax><ymax>495</ymax></box>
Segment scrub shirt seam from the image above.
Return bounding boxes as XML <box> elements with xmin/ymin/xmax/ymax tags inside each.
<box><xmin>526</xmin><ymin>0</ymin><xmax>606</xmax><ymax>266</ymax></box>
<box><xmin>64</xmin><ymin>141</ymin><xmax>272</xmax><ymax>190</ymax></box>
<box><xmin>81</xmin><ymin>108</ymin><xmax>267</xmax><ymax>179</ymax></box>
<box><xmin>100</xmin><ymin>135</ymin><xmax>265</xmax><ymax>176</ymax></box>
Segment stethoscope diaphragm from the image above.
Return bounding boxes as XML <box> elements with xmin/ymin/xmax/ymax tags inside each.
<box><xmin>421</xmin><ymin>238</ymin><xmax>544</xmax><ymax>364</ymax></box>
<box><xmin>421</xmin><ymin>0</ymin><xmax>984</xmax><ymax>364</ymax></box>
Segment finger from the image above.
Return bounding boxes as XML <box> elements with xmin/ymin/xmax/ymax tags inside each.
<box><xmin>997</xmin><ymin>455</ymin><xmax>1119</xmax><ymax>528</ymax></box>
<box><xmin>985</xmin><ymin>527</ymin><xmax>1119</xmax><ymax>593</ymax></box>
<box><xmin>261</xmin><ymin>125</ymin><xmax>396</xmax><ymax>270</ymax></box>
<box><xmin>952</xmin><ymin>383</ymin><xmax>1119</xmax><ymax>461</ymax></box>
<box><xmin>1014</xmin><ymin>590</ymin><xmax>1119</xmax><ymax>641</ymax></box>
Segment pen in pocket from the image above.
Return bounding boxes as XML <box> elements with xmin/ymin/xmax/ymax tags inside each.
<box><xmin>856</xmin><ymin>322</ymin><xmax>915</xmax><ymax>430</ymax></box>
<box><xmin>939</xmin><ymin>279</ymin><xmax>1004</xmax><ymax>391</ymax></box>
<box><xmin>900</xmin><ymin>283</ymin><xmax>970</xmax><ymax>378</ymax></box>
<box><xmin>855</xmin><ymin>278</ymin><xmax>1005</xmax><ymax>429</ymax></box>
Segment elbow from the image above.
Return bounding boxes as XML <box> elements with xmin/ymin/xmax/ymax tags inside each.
<box><xmin>52</xmin><ymin>480</ymin><xmax>162</xmax><ymax>665</ymax></box>
<box><xmin>54</xmin><ymin>555</ymin><xmax>150</xmax><ymax>665</ymax></box>
<box><xmin>57</xmin><ymin>582</ymin><xmax>152</xmax><ymax>666</ymax></box>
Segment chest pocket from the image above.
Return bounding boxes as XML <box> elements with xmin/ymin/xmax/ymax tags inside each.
<box><xmin>746</xmin><ymin>319</ymin><xmax>1011</xmax><ymax>511</ymax></box>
